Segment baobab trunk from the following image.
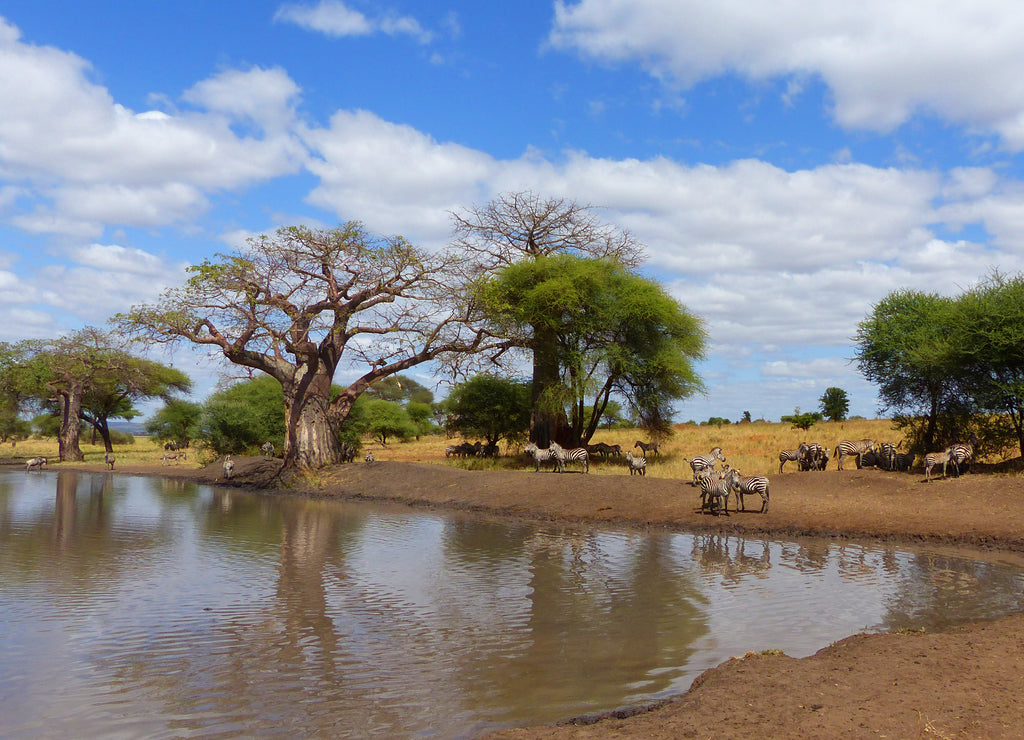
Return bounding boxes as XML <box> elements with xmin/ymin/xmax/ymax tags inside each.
<box><xmin>282</xmin><ymin>373</ymin><xmax>345</xmax><ymax>469</ymax></box>
<box><xmin>57</xmin><ymin>389</ymin><xmax>85</xmax><ymax>462</ymax></box>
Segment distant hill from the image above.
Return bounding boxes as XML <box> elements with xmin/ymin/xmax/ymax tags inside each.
<box><xmin>108</xmin><ymin>420</ymin><xmax>148</xmax><ymax>435</ymax></box>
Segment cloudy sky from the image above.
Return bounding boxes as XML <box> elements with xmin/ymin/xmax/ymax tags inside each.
<box><xmin>2</xmin><ymin>0</ymin><xmax>1023</xmax><ymax>422</ymax></box>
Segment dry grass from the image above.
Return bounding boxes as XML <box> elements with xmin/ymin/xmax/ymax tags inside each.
<box><xmin>367</xmin><ymin>418</ymin><xmax>901</xmax><ymax>479</ymax></box>
<box><xmin>2</xmin><ymin>418</ymin><xmax>902</xmax><ymax>479</ymax></box>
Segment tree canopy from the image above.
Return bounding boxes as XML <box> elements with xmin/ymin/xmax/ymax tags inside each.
<box><xmin>819</xmin><ymin>387</ymin><xmax>850</xmax><ymax>422</ymax></box>
<box><xmin>116</xmin><ymin>222</ymin><xmax>500</xmax><ymax>469</ymax></box>
<box><xmin>443</xmin><ymin>374</ymin><xmax>531</xmax><ymax>447</ymax></box>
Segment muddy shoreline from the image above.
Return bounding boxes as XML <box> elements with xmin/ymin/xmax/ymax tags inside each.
<box><xmin>47</xmin><ymin>459</ymin><xmax>1024</xmax><ymax>738</ymax></box>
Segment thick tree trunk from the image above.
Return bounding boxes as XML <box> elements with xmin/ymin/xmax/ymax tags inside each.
<box><xmin>57</xmin><ymin>390</ymin><xmax>85</xmax><ymax>462</ymax></box>
<box><xmin>281</xmin><ymin>371</ymin><xmax>344</xmax><ymax>469</ymax></box>
<box><xmin>530</xmin><ymin>324</ymin><xmax>569</xmax><ymax>447</ymax></box>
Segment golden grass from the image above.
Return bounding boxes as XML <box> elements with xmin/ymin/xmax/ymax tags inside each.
<box><xmin>3</xmin><ymin>418</ymin><xmax>900</xmax><ymax>479</ymax></box>
<box><xmin>368</xmin><ymin>418</ymin><xmax>901</xmax><ymax>479</ymax></box>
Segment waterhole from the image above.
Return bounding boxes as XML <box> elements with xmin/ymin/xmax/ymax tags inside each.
<box><xmin>2</xmin><ymin>470</ymin><xmax>1023</xmax><ymax>739</ymax></box>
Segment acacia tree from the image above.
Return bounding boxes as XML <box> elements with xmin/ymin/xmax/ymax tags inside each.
<box><xmin>451</xmin><ymin>191</ymin><xmax>645</xmax><ymax>445</ymax></box>
<box><xmin>819</xmin><ymin>387</ymin><xmax>849</xmax><ymax>422</ymax></box>
<box><xmin>481</xmin><ymin>254</ymin><xmax>705</xmax><ymax>445</ymax></box>
<box><xmin>854</xmin><ymin>289</ymin><xmax>967</xmax><ymax>451</ymax></box>
<box><xmin>116</xmin><ymin>222</ymin><xmax>498</xmax><ymax>469</ymax></box>
<box><xmin>444</xmin><ymin>374</ymin><xmax>531</xmax><ymax>447</ymax></box>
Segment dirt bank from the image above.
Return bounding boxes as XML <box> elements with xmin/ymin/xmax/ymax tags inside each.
<box><xmin>65</xmin><ymin>458</ymin><xmax>1024</xmax><ymax>738</ymax></box>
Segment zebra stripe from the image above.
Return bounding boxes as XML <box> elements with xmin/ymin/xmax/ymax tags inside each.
<box><xmin>835</xmin><ymin>439</ymin><xmax>875</xmax><ymax>470</ymax></box>
<box><xmin>634</xmin><ymin>440</ymin><xmax>660</xmax><ymax>457</ymax></box>
<box><xmin>731</xmin><ymin>474</ymin><xmax>770</xmax><ymax>513</ymax></box>
<box><xmin>625</xmin><ymin>451</ymin><xmax>646</xmax><ymax>476</ymax></box>
<box><xmin>524</xmin><ymin>442</ymin><xmax>561</xmax><ymax>472</ymax></box>
<box><xmin>947</xmin><ymin>434</ymin><xmax>978</xmax><ymax>476</ymax></box>
<box><xmin>550</xmin><ymin>441</ymin><xmax>589</xmax><ymax>473</ymax></box>
<box><xmin>778</xmin><ymin>444</ymin><xmax>805</xmax><ymax>474</ymax></box>
<box><xmin>690</xmin><ymin>446</ymin><xmax>726</xmax><ymax>483</ymax></box>
<box><xmin>924</xmin><ymin>448</ymin><xmax>952</xmax><ymax>481</ymax></box>
<box><xmin>698</xmin><ymin>467</ymin><xmax>734</xmax><ymax>515</ymax></box>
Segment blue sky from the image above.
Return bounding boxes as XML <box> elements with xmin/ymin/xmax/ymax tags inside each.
<box><xmin>3</xmin><ymin>1</ymin><xmax>1024</xmax><ymax>422</ymax></box>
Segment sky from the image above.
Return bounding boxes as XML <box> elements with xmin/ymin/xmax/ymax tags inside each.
<box><xmin>3</xmin><ymin>1</ymin><xmax>1024</xmax><ymax>423</ymax></box>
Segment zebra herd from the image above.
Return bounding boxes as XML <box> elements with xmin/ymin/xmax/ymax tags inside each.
<box><xmin>778</xmin><ymin>436</ymin><xmax>976</xmax><ymax>479</ymax></box>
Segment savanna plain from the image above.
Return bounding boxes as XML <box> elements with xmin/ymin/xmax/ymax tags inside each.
<box><xmin>7</xmin><ymin>418</ymin><xmax>1024</xmax><ymax>738</ymax></box>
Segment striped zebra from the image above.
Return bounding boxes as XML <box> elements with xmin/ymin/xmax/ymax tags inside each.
<box><xmin>801</xmin><ymin>442</ymin><xmax>829</xmax><ymax>471</ymax></box>
<box><xmin>524</xmin><ymin>442</ymin><xmax>562</xmax><ymax>472</ymax></box>
<box><xmin>690</xmin><ymin>447</ymin><xmax>726</xmax><ymax>484</ymax></box>
<box><xmin>948</xmin><ymin>433</ymin><xmax>978</xmax><ymax>476</ymax></box>
<box><xmin>730</xmin><ymin>473</ymin><xmax>770</xmax><ymax>513</ymax></box>
<box><xmin>550</xmin><ymin>441</ymin><xmax>589</xmax><ymax>473</ymax></box>
<box><xmin>834</xmin><ymin>439</ymin><xmax>876</xmax><ymax>470</ymax></box>
<box><xmin>778</xmin><ymin>444</ymin><xmax>807</xmax><ymax>474</ymax></box>
<box><xmin>876</xmin><ymin>442</ymin><xmax>898</xmax><ymax>471</ymax></box>
<box><xmin>635</xmin><ymin>440</ymin><xmax>660</xmax><ymax>457</ymax></box>
<box><xmin>924</xmin><ymin>448</ymin><xmax>953</xmax><ymax>481</ymax></box>
<box><xmin>625</xmin><ymin>450</ymin><xmax>646</xmax><ymax>476</ymax></box>
<box><xmin>698</xmin><ymin>467</ymin><xmax>735</xmax><ymax>515</ymax></box>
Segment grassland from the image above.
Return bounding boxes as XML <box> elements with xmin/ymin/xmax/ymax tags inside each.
<box><xmin>2</xmin><ymin>418</ymin><xmax>905</xmax><ymax>477</ymax></box>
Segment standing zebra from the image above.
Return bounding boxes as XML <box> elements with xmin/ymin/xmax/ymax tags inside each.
<box><xmin>550</xmin><ymin>441</ymin><xmax>589</xmax><ymax>473</ymax></box>
<box><xmin>524</xmin><ymin>442</ymin><xmax>562</xmax><ymax>472</ymax></box>
<box><xmin>778</xmin><ymin>444</ymin><xmax>807</xmax><ymax>474</ymax></box>
<box><xmin>625</xmin><ymin>451</ymin><xmax>646</xmax><ymax>476</ymax></box>
<box><xmin>924</xmin><ymin>448</ymin><xmax>953</xmax><ymax>481</ymax></box>
<box><xmin>690</xmin><ymin>447</ymin><xmax>726</xmax><ymax>484</ymax></box>
<box><xmin>634</xmin><ymin>440</ymin><xmax>660</xmax><ymax>458</ymax></box>
<box><xmin>730</xmin><ymin>472</ymin><xmax>770</xmax><ymax>513</ymax></box>
<box><xmin>834</xmin><ymin>439</ymin><xmax>876</xmax><ymax>470</ymax></box>
<box><xmin>948</xmin><ymin>433</ymin><xmax>978</xmax><ymax>476</ymax></box>
<box><xmin>698</xmin><ymin>467</ymin><xmax>735</xmax><ymax>515</ymax></box>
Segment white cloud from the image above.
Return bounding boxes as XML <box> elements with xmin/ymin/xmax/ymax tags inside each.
<box><xmin>549</xmin><ymin>0</ymin><xmax>1024</xmax><ymax>147</ymax></box>
<box><xmin>274</xmin><ymin>1</ymin><xmax>432</xmax><ymax>43</ymax></box>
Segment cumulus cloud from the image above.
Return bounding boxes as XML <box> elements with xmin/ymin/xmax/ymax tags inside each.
<box><xmin>274</xmin><ymin>1</ymin><xmax>432</xmax><ymax>43</ymax></box>
<box><xmin>0</xmin><ymin>19</ymin><xmax>305</xmax><ymax>233</ymax></box>
<box><xmin>549</xmin><ymin>0</ymin><xmax>1024</xmax><ymax>148</ymax></box>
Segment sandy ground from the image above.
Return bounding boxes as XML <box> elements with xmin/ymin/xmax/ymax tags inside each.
<box><xmin>52</xmin><ymin>456</ymin><xmax>1024</xmax><ymax>739</ymax></box>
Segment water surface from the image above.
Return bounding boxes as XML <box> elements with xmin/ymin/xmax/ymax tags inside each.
<box><xmin>2</xmin><ymin>470</ymin><xmax>1023</xmax><ymax>739</ymax></box>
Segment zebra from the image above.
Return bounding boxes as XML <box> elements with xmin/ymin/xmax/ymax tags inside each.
<box><xmin>524</xmin><ymin>442</ymin><xmax>562</xmax><ymax>472</ymax></box>
<box><xmin>778</xmin><ymin>443</ymin><xmax>809</xmax><ymax>473</ymax></box>
<box><xmin>223</xmin><ymin>455</ymin><xmax>235</xmax><ymax>479</ymax></box>
<box><xmin>801</xmin><ymin>442</ymin><xmax>829</xmax><ymax>471</ymax></box>
<box><xmin>625</xmin><ymin>450</ymin><xmax>646</xmax><ymax>476</ymax></box>
<box><xmin>25</xmin><ymin>456</ymin><xmax>47</xmax><ymax>471</ymax></box>
<box><xmin>698</xmin><ymin>467</ymin><xmax>735</xmax><ymax>515</ymax></box>
<box><xmin>835</xmin><ymin>439</ymin><xmax>875</xmax><ymax>470</ymax></box>
<box><xmin>587</xmin><ymin>442</ymin><xmax>618</xmax><ymax>461</ymax></box>
<box><xmin>730</xmin><ymin>473</ymin><xmax>770</xmax><ymax>513</ymax></box>
<box><xmin>635</xmin><ymin>440</ymin><xmax>660</xmax><ymax>457</ymax></box>
<box><xmin>877</xmin><ymin>442</ymin><xmax>898</xmax><ymax>471</ymax></box>
<box><xmin>260</xmin><ymin>441</ymin><xmax>275</xmax><ymax>458</ymax></box>
<box><xmin>948</xmin><ymin>434</ymin><xmax>978</xmax><ymax>476</ymax></box>
<box><xmin>550</xmin><ymin>441</ymin><xmax>589</xmax><ymax>473</ymax></box>
<box><xmin>690</xmin><ymin>447</ymin><xmax>726</xmax><ymax>484</ymax></box>
<box><xmin>364</xmin><ymin>451</ymin><xmax>375</xmax><ymax>463</ymax></box>
<box><xmin>924</xmin><ymin>448</ymin><xmax>953</xmax><ymax>481</ymax></box>
<box><xmin>161</xmin><ymin>451</ymin><xmax>185</xmax><ymax>465</ymax></box>
<box><xmin>104</xmin><ymin>452</ymin><xmax>115</xmax><ymax>470</ymax></box>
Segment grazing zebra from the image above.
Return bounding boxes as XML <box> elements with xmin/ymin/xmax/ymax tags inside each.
<box><xmin>161</xmin><ymin>451</ymin><xmax>185</xmax><ymax>465</ymax></box>
<box><xmin>877</xmin><ymin>442</ymin><xmax>898</xmax><ymax>471</ymax></box>
<box><xmin>635</xmin><ymin>440</ymin><xmax>660</xmax><ymax>457</ymax></box>
<box><xmin>223</xmin><ymin>455</ymin><xmax>235</xmax><ymax>479</ymax></box>
<box><xmin>625</xmin><ymin>451</ymin><xmax>646</xmax><ymax>476</ymax></box>
<box><xmin>801</xmin><ymin>442</ymin><xmax>829</xmax><ymax>471</ymax></box>
<box><xmin>730</xmin><ymin>473</ymin><xmax>770</xmax><ymax>513</ymax></box>
<box><xmin>587</xmin><ymin>442</ymin><xmax>619</xmax><ymax>461</ymax></box>
<box><xmin>698</xmin><ymin>468</ymin><xmax>735</xmax><ymax>515</ymax></box>
<box><xmin>25</xmin><ymin>456</ymin><xmax>47</xmax><ymax>471</ymax></box>
<box><xmin>948</xmin><ymin>434</ymin><xmax>978</xmax><ymax>476</ymax></box>
<box><xmin>550</xmin><ymin>441</ymin><xmax>589</xmax><ymax>473</ymax></box>
<box><xmin>778</xmin><ymin>443</ymin><xmax>809</xmax><ymax>473</ymax></box>
<box><xmin>835</xmin><ymin>439</ymin><xmax>875</xmax><ymax>470</ymax></box>
<box><xmin>104</xmin><ymin>452</ymin><xmax>115</xmax><ymax>470</ymax></box>
<box><xmin>524</xmin><ymin>442</ymin><xmax>562</xmax><ymax>472</ymax></box>
<box><xmin>690</xmin><ymin>447</ymin><xmax>726</xmax><ymax>484</ymax></box>
<box><xmin>893</xmin><ymin>452</ymin><xmax>915</xmax><ymax>472</ymax></box>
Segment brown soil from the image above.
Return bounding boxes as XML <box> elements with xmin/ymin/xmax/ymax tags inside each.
<box><xmin>67</xmin><ymin>458</ymin><xmax>1024</xmax><ymax>739</ymax></box>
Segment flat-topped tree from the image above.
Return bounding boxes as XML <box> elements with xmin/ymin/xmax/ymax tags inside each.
<box><xmin>115</xmin><ymin>222</ymin><xmax>498</xmax><ymax>469</ymax></box>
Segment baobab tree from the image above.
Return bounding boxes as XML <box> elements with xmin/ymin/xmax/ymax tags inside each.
<box><xmin>116</xmin><ymin>222</ymin><xmax>501</xmax><ymax>469</ymax></box>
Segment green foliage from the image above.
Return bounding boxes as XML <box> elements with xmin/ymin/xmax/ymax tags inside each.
<box><xmin>365</xmin><ymin>375</ymin><xmax>434</xmax><ymax>406</ymax></box>
<box><xmin>702</xmin><ymin>417</ymin><xmax>732</xmax><ymax>427</ymax></box>
<box><xmin>199</xmin><ymin>375</ymin><xmax>285</xmax><ymax>455</ymax></box>
<box><xmin>781</xmin><ymin>410</ymin><xmax>822</xmax><ymax>431</ymax></box>
<box><xmin>444</xmin><ymin>374</ymin><xmax>531</xmax><ymax>446</ymax></box>
<box><xmin>405</xmin><ymin>401</ymin><xmax>436</xmax><ymax>438</ymax></box>
<box><xmin>360</xmin><ymin>398</ymin><xmax>418</xmax><ymax>445</ymax></box>
<box><xmin>479</xmin><ymin>254</ymin><xmax>705</xmax><ymax>442</ymax></box>
<box><xmin>145</xmin><ymin>399</ymin><xmax>204</xmax><ymax>447</ymax></box>
<box><xmin>819</xmin><ymin>387</ymin><xmax>850</xmax><ymax>422</ymax></box>
<box><xmin>0</xmin><ymin>404</ymin><xmax>30</xmax><ymax>442</ymax></box>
